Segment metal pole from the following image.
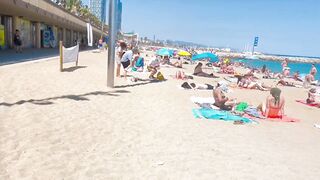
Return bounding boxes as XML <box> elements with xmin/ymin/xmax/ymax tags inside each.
<box><xmin>252</xmin><ymin>45</ymin><xmax>255</xmax><ymax>55</ymax></box>
<box><xmin>107</xmin><ymin>0</ymin><xmax>117</xmax><ymax>88</ymax></box>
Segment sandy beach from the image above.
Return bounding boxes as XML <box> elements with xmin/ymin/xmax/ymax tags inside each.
<box><xmin>1</xmin><ymin>50</ymin><xmax>320</xmax><ymax>179</ymax></box>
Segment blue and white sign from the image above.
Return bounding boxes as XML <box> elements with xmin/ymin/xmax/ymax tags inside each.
<box><xmin>254</xmin><ymin>37</ymin><xmax>259</xmax><ymax>47</ymax></box>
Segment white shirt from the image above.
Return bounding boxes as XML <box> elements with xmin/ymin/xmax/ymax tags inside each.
<box><xmin>148</xmin><ymin>59</ymin><xmax>160</xmax><ymax>67</ymax></box>
<box><xmin>120</xmin><ymin>50</ymin><xmax>133</xmax><ymax>62</ymax></box>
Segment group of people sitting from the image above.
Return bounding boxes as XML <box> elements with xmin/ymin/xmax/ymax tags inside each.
<box><xmin>213</xmin><ymin>81</ymin><xmax>285</xmax><ymax>118</ymax></box>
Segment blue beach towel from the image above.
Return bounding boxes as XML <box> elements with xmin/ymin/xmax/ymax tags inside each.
<box><xmin>192</xmin><ymin>108</ymin><xmax>252</xmax><ymax>123</ymax></box>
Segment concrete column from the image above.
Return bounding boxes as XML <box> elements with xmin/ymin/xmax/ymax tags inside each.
<box><xmin>62</xmin><ymin>28</ymin><xmax>66</xmax><ymax>45</ymax></box>
<box><xmin>35</xmin><ymin>22</ymin><xmax>41</xmax><ymax>48</ymax></box>
<box><xmin>70</xmin><ymin>30</ymin><xmax>74</xmax><ymax>46</ymax></box>
<box><xmin>11</xmin><ymin>16</ymin><xmax>17</xmax><ymax>49</ymax></box>
<box><xmin>77</xmin><ymin>32</ymin><xmax>80</xmax><ymax>44</ymax></box>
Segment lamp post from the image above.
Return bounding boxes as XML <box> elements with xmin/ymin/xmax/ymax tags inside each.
<box><xmin>107</xmin><ymin>0</ymin><xmax>117</xmax><ymax>87</ymax></box>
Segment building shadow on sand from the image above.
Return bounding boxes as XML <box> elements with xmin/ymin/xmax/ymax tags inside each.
<box><xmin>0</xmin><ymin>90</ymin><xmax>130</xmax><ymax>107</ymax></box>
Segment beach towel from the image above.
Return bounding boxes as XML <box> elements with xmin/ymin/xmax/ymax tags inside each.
<box><xmin>192</xmin><ymin>108</ymin><xmax>252</xmax><ymax>123</ymax></box>
<box><xmin>266</xmin><ymin>116</ymin><xmax>300</xmax><ymax>122</ymax></box>
<box><xmin>235</xmin><ymin>102</ymin><xmax>248</xmax><ymax>112</ymax></box>
<box><xmin>296</xmin><ymin>100</ymin><xmax>320</xmax><ymax>107</ymax></box>
<box><xmin>190</xmin><ymin>96</ymin><xmax>215</xmax><ymax>104</ymax></box>
<box><xmin>244</xmin><ymin>107</ymin><xmax>263</xmax><ymax>118</ymax></box>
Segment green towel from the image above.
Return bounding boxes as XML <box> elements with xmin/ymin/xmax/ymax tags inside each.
<box><xmin>235</xmin><ymin>102</ymin><xmax>248</xmax><ymax>112</ymax></box>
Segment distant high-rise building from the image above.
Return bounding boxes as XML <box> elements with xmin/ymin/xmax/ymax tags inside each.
<box><xmin>115</xmin><ymin>0</ymin><xmax>122</xmax><ymax>32</ymax></box>
<box><xmin>89</xmin><ymin>0</ymin><xmax>107</xmax><ymax>24</ymax></box>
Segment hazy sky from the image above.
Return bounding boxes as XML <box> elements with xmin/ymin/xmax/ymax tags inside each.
<box><xmin>84</xmin><ymin>0</ymin><xmax>320</xmax><ymax>57</ymax></box>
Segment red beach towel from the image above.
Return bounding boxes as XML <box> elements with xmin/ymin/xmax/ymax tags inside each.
<box><xmin>296</xmin><ymin>100</ymin><xmax>320</xmax><ymax>107</ymax></box>
<box><xmin>267</xmin><ymin>116</ymin><xmax>300</xmax><ymax>122</ymax></box>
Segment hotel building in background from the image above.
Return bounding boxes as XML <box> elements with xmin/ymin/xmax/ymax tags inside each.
<box><xmin>89</xmin><ymin>0</ymin><xmax>107</xmax><ymax>24</ymax></box>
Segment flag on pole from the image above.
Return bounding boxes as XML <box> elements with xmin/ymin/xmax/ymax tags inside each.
<box><xmin>87</xmin><ymin>23</ymin><xmax>93</xmax><ymax>46</ymax></box>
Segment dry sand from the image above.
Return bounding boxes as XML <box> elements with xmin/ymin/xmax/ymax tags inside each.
<box><xmin>1</xmin><ymin>50</ymin><xmax>320</xmax><ymax>180</ymax></box>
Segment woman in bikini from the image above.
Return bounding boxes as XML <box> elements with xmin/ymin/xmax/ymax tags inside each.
<box><xmin>260</xmin><ymin>88</ymin><xmax>285</xmax><ymax>118</ymax></box>
<box><xmin>193</xmin><ymin>62</ymin><xmax>219</xmax><ymax>78</ymax></box>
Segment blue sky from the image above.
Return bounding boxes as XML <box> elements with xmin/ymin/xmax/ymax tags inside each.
<box><xmin>84</xmin><ymin>0</ymin><xmax>320</xmax><ymax>57</ymax></box>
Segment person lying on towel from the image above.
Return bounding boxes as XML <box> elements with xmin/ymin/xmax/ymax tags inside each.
<box><xmin>213</xmin><ymin>81</ymin><xmax>236</xmax><ymax>111</ymax></box>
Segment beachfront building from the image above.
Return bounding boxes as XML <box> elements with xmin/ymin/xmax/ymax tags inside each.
<box><xmin>0</xmin><ymin>0</ymin><xmax>106</xmax><ymax>50</ymax></box>
<box><xmin>89</xmin><ymin>0</ymin><xmax>107</xmax><ymax>24</ymax></box>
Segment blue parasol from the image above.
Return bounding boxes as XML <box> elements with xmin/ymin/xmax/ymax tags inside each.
<box><xmin>192</xmin><ymin>53</ymin><xmax>218</xmax><ymax>62</ymax></box>
<box><xmin>156</xmin><ymin>48</ymin><xmax>173</xmax><ymax>56</ymax></box>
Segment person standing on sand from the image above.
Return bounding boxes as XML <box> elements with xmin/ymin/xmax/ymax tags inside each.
<box><xmin>13</xmin><ymin>29</ymin><xmax>22</xmax><ymax>53</ymax></box>
<box><xmin>120</xmin><ymin>44</ymin><xmax>133</xmax><ymax>80</ymax></box>
<box><xmin>116</xmin><ymin>41</ymin><xmax>127</xmax><ymax>77</ymax></box>
<box><xmin>281</xmin><ymin>58</ymin><xmax>288</xmax><ymax>69</ymax></box>
<box><xmin>310</xmin><ymin>64</ymin><xmax>317</xmax><ymax>78</ymax></box>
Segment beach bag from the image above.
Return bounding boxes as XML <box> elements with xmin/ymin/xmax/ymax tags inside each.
<box><xmin>156</xmin><ymin>72</ymin><xmax>165</xmax><ymax>81</ymax></box>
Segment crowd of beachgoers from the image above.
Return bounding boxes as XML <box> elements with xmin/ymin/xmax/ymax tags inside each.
<box><xmin>115</xmin><ymin>42</ymin><xmax>319</xmax><ymax>124</ymax></box>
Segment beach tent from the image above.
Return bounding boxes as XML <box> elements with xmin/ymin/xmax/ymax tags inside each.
<box><xmin>192</xmin><ymin>52</ymin><xmax>218</xmax><ymax>62</ymax></box>
<box><xmin>178</xmin><ymin>51</ymin><xmax>191</xmax><ymax>56</ymax></box>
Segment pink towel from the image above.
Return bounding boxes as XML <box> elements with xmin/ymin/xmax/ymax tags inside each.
<box><xmin>267</xmin><ymin>116</ymin><xmax>300</xmax><ymax>122</ymax></box>
<box><xmin>243</xmin><ymin>113</ymin><xmax>300</xmax><ymax>123</ymax></box>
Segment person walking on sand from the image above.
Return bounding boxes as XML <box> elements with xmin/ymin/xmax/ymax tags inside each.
<box><xmin>14</xmin><ymin>29</ymin><xmax>22</xmax><ymax>53</ymax></box>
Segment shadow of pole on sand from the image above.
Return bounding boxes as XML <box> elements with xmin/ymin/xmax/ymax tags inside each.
<box><xmin>0</xmin><ymin>90</ymin><xmax>130</xmax><ymax>107</ymax></box>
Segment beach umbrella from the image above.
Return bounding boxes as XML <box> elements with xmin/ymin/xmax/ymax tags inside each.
<box><xmin>156</xmin><ymin>48</ymin><xmax>172</xmax><ymax>56</ymax></box>
<box><xmin>178</xmin><ymin>51</ymin><xmax>191</xmax><ymax>56</ymax></box>
<box><xmin>192</xmin><ymin>52</ymin><xmax>218</xmax><ymax>62</ymax></box>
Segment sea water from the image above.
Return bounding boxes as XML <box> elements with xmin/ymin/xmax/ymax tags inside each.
<box><xmin>233</xmin><ymin>59</ymin><xmax>320</xmax><ymax>80</ymax></box>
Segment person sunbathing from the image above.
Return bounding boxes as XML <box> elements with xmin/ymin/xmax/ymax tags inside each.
<box><xmin>260</xmin><ymin>88</ymin><xmax>285</xmax><ymax>118</ymax></box>
<box><xmin>237</xmin><ymin>76</ymin><xmax>269</xmax><ymax>91</ymax></box>
<box><xmin>181</xmin><ymin>82</ymin><xmax>214</xmax><ymax>90</ymax></box>
<box><xmin>170</xmin><ymin>57</ymin><xmax>183</xmax><ymax>68</ymax></box>
<box><xmin>221</xmin><ymin>65</ymin><xmax>235</xmax><ymax>74</ymax></box>
<box><xmin>277</xmin><ymin>79</ymin><xmax>296</xmax><ymax>87</ymax></box>
<box><xmin>147</xmin><ymin>58</ymin><xmax>160</xmax><ymax>79</ymax></box>
<box><xmin>193</xmin><ymin>62</ymin><xmax>219</xmax><ymax>78</ymax></box>
<box><xmin>293</xmin><ymin>71</ymin><xmax>303</xmax><ymax>82</ymax></box>
<box><xmin>303</xmin><ymin>74</ymin><xmax>315</xmax><ymax>88</ymax></box>
<box><xmin>306</xmin><ymin>88</ymin><xmax>320</xmax><ymax>107</ymax></box>
<box><xmin>213</xmin><ymin>81</ymin><xmax>236</xmax><ymax>111</ymax></box>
